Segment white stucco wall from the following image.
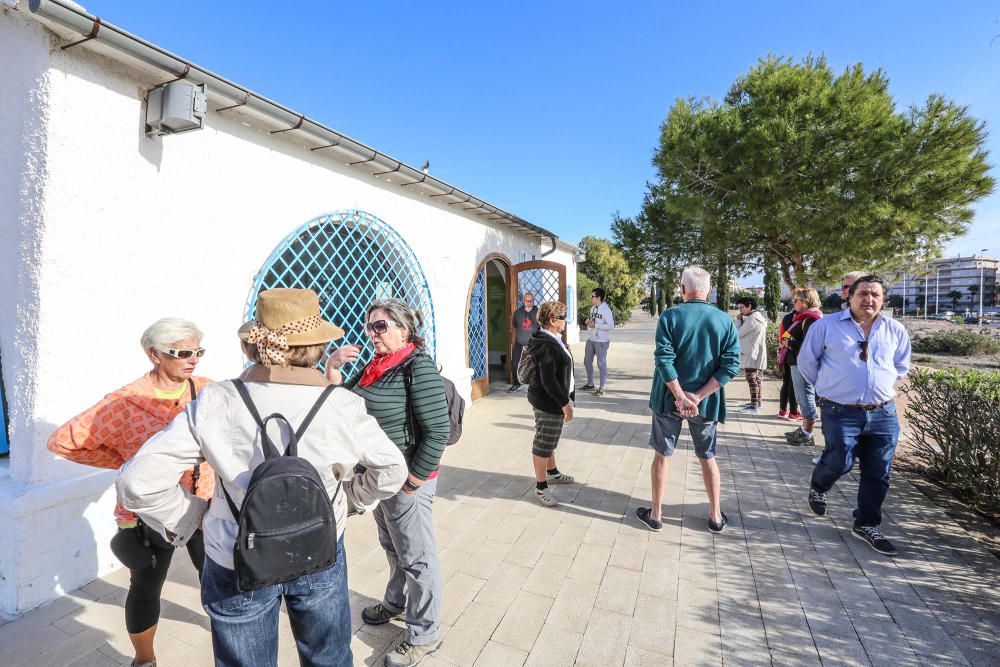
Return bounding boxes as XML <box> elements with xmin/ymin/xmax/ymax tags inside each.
<box><xmin>0</xmin><ymin>5</ymin><xmax>576</xmax><ymax>614</ymax></box>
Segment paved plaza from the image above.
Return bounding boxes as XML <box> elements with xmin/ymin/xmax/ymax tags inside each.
<box><xmin>1</xmin><ymin>312</ymin><xmax>998</xmax><ymax>666</ymax></box>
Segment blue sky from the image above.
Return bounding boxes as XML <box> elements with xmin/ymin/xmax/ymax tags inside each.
<box><xmin>82</xmin><ymin>1</ymin><xmax>1000</xmax><ymax>273</ymax></box>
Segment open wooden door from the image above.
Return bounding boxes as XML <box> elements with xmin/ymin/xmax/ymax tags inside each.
<box><xmin>508</xmin><ymin>260</ymin><xmax>568</xmax><ymax>382</ymax></box>
<box><xmin>466</xmin><ymin>255</ymin><xmax>513</xmax><ymax>401</ymax></box>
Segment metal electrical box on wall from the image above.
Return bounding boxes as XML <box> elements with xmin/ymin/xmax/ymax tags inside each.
<box><xmin>145</xmin><ymin>81</ymin><xmax>208</xmax><ymax>135</ymax></box>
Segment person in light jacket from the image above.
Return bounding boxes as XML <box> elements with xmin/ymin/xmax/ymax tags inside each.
<box><xmin>735</xmin><ymin>296</ymin><xmax>768</xmax><ymax>414</ymax></box>
<box><xmin>583</xmin><ymin>287</ymin><xmax>615</xmax><ymax>396</ymax></box>
<box><xmin>118</xmin><ymin>288</ymin><xmax>408</xmax><ymax>667</ymax></box>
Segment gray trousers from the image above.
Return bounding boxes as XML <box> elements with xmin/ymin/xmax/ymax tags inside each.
<box><xmin>584</xmin><ymin>340</ymin><xmax>610</xmax><ymax>387</ymax></box>
<box><xmin>372</xmin><ymin>476</ymin><xmax>441</xmax><ymax>646</ymax></box>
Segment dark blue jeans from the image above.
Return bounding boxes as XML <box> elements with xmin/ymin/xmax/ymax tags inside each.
<box><xmin>810</xmin><ymin>400</ymin><xmax>901</xmax><ymax>528</ymax></box>
<box><xmin>201</xmin><ymin>537</ymin><xmax>352</xmax><ymax>667</ymax></box>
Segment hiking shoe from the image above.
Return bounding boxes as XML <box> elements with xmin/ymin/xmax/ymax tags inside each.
<box><xmin>785</xmin><ymin>428</ymin><xmax>813</xmax><ymax>446</ymax></box>
<box><xmin>384</xmin><ymin>639</ymin><xmax>443</xmax><ymax>667</ymax></box>
<box><xmin>546</xmin><ymin>471</ymin><xmax>575</xmax><ymax>484</ymax></box>
<box><xmin>777</xmin><ymin>410</ymin><xmax>789</xmax><ymax>418</ymax></box>
<box><xmin>130</xmin><ymin>661</ymin><xmax>156</xmax><ymax>667</ymax></box>
<box><xmin>594</xmin><ymin>388</ymin><xmax>606</xmax><ymax>397</ymax></box>
<box><xmin>808</xmin><ymin>489</ymin><xmax>827</xmax><ymax>516</ymax></box>
<box><xmin>362</xmin><ymin>602</ymin><xmax>403</xmax><ymax>625</ymax></box>
<box><xmin>789</xmin><ymin>412</ymin><xmax>803</xmax><ymax>420</ymax></box>
<box><xmin>852</xmin><ymin>525</ymin><xmax>898</xmax><ymax>556</ymax></box>
<box><xmin>739</xmin><ymin>406</ymin><xmax>761</xmax><ymax>415</ymax></box>
<box><xmin>636</xmin><ymin>507</ymin><xmax>663</xmax><ymax>532</ymax></box>
<box><xmin>507</xmin><ymin>383</ymin><xmax>522</xmax><ymax>393</ymax></box>
<box><xmin>534</xmin><ymin>488</ymin><xmax>558</xmax><ymax>507</ymax></box>
<box><xmin>581</xmin><ymin>384</ymin><xmax>595</xmax><ymax>391</ymax></box>
<box><xmin>708</xmin><ymin>512</ymin><xmax>729</xmax><ymax>533</ymax></box>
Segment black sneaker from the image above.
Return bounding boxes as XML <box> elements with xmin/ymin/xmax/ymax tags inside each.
<box><xmin>636</xmin><ymin>507</ymin><xmax>663</xmax><ymax>532</ymax></box>
<box><xmin>507</xmin><ymin>383</ymin><xmax>522</xmax><ymax>393</ymax></box>
<box><xmin>852</xmin><ymin>525</ymin><xmax>898</xmax><ymax>556</ymax></box>
<box><xmin>362</xmin><ymin>602</ymin><xmax>403</xmax><ymax>625</ymax></box>
<box><xmin>581</xmin><ymin>384</ymin><xmax>595</xmax><ymax>391</ymax></box>
<box><xmin>808</xmin><ymin>489</ymin><xmax>827</xmax><ymax>516</ymax></box>
<box><xmin>785</xmin><ymin>429</ymin><xmax>813</xmax><ymax>446</ymax></box>
<box><xmin>708</xmin><ymin>512</ymin><xmax>729</xmax><ymax>533</ymax></box>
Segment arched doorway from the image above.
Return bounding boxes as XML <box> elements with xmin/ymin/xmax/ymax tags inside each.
<box><xmin>466</xmin><ymin>254</ymin><xmax>512</xmax><ymax>400</ymax></box>
<box><xmin>246</xmin><ymin>210</ymin><xmax>435</xmax><ymax>378</ymax></box>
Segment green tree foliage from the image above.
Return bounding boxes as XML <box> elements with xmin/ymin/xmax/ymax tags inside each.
<box><xmin>947</xmin><ymin>289</ymin><xmax>963</xmax><ymax>310</ymax></box>
<box><xmin>576</xmin><ymin>236</ymin><xmax>643</xmax><ymax>324</ymax></box>
<box><xmin>576</xmin><ymin>274</ymin><xmax>598</xmax><ymax>324</ymax></box>
<box><xmin>968</xmin><ymin>285</ymin><xmax>980</xmax><ymax>309</ymax></box>
<box><xmin>763</xmin><ymin>257</ymin><xmax>782</xmax><ymax>321</ymax></box>
<box><xmin>647</xmin><ymin>55</ymin><xmax>993</xmax><ymax>290</ymax></box>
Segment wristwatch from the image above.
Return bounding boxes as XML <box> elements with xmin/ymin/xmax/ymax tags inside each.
<box><xmin>404</xmin><ymin>478</ymin><xmax>420</xmax><ymax>491</ymax></box>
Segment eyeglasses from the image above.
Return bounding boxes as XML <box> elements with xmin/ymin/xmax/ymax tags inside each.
<box><xmin>552</xmin><ymin>315</ymin><xmax>567</xmax><ymax>321</ymax></box>
<box><xmin>162</xmin><ymin>347</ymin><xmax>205</xmax><ymax>359</ymax></box>
<box><xmin>858</xmin><ymin>339</ymin><xmax>869</xmax><ymax>362</ymax></box>
<box><xmin>365</xmin><ymin>320</ymin><xmax>398</xmax><ymax>335</ymax></box>
<box><xmin>842</xmin><ymin>284</ymin><xmax>853</xmax><ymax>289</ymax></box>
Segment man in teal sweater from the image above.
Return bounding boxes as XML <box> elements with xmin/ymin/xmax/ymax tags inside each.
<box><xmin>637</xmin><ymin>266</ymin><xmax>741</xmax><ymax>534</ymax></box>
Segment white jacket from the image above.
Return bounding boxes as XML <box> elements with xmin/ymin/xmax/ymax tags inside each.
<box><xmin>736</xmin><ymin>309</ymin><xmax>768</xmax><ymax>370</ymax></box>
<box><xmin>587</xmin><ymin>302</ymin><xmax>615</xmax><ymax>342</ymax></box>
<box><xmin>118</xmin><ymin>364</ymin><xmax>407</xmax><ymax>570</ymax></box>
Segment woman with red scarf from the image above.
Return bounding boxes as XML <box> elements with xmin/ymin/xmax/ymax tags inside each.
<box><xmin>326</xmin><ymin>299</ymin><xmax>450</xmax><ymax>667</ymax></box>
<box><xmin>783</xmin><ymin>288</ymin><xmax>824</xmax><ymax>446</ymax></box>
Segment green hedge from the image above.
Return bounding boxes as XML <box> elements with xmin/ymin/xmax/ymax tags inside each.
<box><xmin>904</xmin><ymin>368</ymin><xmax>1000</xmax><ymax>515</ymax></box>
<box><xmin>912</xmin><ymin>329</ymin><xmax>1000</xmax><ymax>356</ymax></box>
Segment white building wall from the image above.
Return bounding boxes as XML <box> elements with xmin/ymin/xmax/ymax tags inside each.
<box><xmin>0</xmin><ymin>5</ymin><xmax>575</xmax><ymax>614</ymax></box>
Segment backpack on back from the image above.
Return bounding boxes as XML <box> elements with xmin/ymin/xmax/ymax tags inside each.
<box><xmin>402</xmin><ymin>354</ymin><xmax>465</xmax><ymax>446</ymax></box>
<box><xmin>221</xmin><ymin>380</ymin><xmax>341</xmax><ymax>592</ymax></box>
<box><xmin>516</xmin><ymin>346</ymin><xmax>536</xmax><ymax>386</ymax></box>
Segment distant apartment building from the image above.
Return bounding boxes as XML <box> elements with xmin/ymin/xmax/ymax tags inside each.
<box><xmin>888</xmin><ymin>255</ymin><xmax>998</xmax><ymax>313</ymax></box>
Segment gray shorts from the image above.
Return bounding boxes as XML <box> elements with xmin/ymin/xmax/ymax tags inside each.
<box><xmin>649</xmin><ymin>411</ymin><xmax>718</xmax><ymax>460</ymax></box>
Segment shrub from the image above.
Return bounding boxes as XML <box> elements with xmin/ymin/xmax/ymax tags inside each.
<box><xmin>904</xmin><ymin>369</ymin><xmax>1000</xmax><ymax>515</ymax></box>
<box><xmin>911</xmin><ymin>330</ymin><xmax>1000</xmax><ymax>356</ymax></box>
<box><xmin>766</xmin><ymin>321</ymin><xmax>781</xmax><ymax>377</ymax></box>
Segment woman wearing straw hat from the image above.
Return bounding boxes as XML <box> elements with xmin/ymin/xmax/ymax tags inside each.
<box><xmin>326</xmin><ymin>298</ymin><xmax>450</xmax><ymax>667</ymax></box>
<box><xmin>48</xmin><ymin>317</ymin><xmax>215</xmax><ymax>667</ymax></box>
<box><xmin>118</xmin><ymin>288</ymin><xmax>408</xmax><ymax>667</ymax></box>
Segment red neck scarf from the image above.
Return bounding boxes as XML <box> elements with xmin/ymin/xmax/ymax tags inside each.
<box><xmin>359</xmin><ymin>343</ymin><xmax>416</xmax><ymax>387</ymax></box>
<box><xmin>793</xmin><ymin>307</ymin><xmax>822</xmax><ymax>324</ymax></box>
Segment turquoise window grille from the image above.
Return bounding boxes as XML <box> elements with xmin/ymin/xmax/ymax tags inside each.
<box><xmin>518</xmin><ymin>268</ymin><xmax>561</xmax><ymax>307</ymax></box>
<box><xmin>246</xmin><ymin>210</ymin><xmax>435</xmax><ymax>378</ymax></box>
<box><xmin>467</xmin><ymin>267</ymin><xmax>488</xmax><ymax>381</ymax></box>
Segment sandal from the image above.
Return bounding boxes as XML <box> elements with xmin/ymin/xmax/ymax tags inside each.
<box><xmin>534</xmin><ymin>488</ymin><xmax>558</xmax><ymax>507</ymax></box>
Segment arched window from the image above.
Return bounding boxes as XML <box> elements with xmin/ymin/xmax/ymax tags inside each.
<box><xmin>246</xmin><ymin>210</ymin><xmax>435</xmax><ymax>377</ymax></box>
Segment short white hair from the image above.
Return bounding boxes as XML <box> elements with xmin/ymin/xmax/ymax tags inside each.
<box><xmin>681</xmin><ymin>266</ymin><xmax>712</xmax><ymax>294</ymax></box>
<box><xmin>140</xmin><ymin>318</ymin><xmax>204</xmax><ymax>352</ymax></box>
<box><xmin>843</xmin><ymin>271</ymin><xmax>866</xmax><ymax>283</ymax></box>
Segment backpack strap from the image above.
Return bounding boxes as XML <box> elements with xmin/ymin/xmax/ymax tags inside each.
<box><xmin>291</xmin><ymin>384</ymin><xmax>338</xmax><ymax>456</ymax></box>
<box><xmin>233</xmin><ymin>380</ymin><xmax>283</xmax><ymax>460</ymax></box>
<box><xmin>400</xmin><ymin>354</ymin><xmax>419</xmax><ymax>447</ymax></box>
<box><xmin>187</xmin><ymin>379</ymin><xmax>200</xmax><ymax>494</ymax></box>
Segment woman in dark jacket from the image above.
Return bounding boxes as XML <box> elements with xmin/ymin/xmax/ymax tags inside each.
<box><xmin>526</xmin><ymin>300</ymin><xmax>576</xmax><ymax>507</ymax></box>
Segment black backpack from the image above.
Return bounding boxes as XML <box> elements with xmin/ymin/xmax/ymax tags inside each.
<box><xmin>516</xmin><ymin>346</ymin><xmax>536</xmax><ymax>386</ymax></box>
<box><xmin>221</xmin><ymin>380</ymin><xmax>341</xmax><ymax>592</ymax></box>
<box><xmin>402</xmin><ymin>354</ymin><xmax>465</xmax><ymax>446</ymax></box>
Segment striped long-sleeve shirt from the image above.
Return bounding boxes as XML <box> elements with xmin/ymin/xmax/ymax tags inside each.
<box><xmin>350</xmin><ymin>353</ymin><xmax>450</xmax><ymax>480</ymax></box>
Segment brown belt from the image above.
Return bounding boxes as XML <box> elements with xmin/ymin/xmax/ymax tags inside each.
<box><xmin>820</xmin><ymin>398</ymin><xmax>892</xmax><ymax>411</ymax></box>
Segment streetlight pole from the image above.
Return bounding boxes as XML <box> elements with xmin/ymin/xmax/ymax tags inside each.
<box><xmin>935</xmin><ymin>266</ymin><xmax>940</xmax><ymax>315</ymax></box>
<box><xmin>980</xmin><ymin>248</ymin><xmax>989</xmax><ymax>321</ymax></box>
<box><xmin>924</xmin><ymin>267</ymin><xmax>929</xmax><ymax>319</ymax></box>
<box><xmin>902</xmin><ymin>270</ymin><xmax>906</xmax><ymax>317</ymax></box>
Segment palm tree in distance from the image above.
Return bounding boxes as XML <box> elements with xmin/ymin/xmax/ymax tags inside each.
<box><xmin>947</xmin><ymin>290</ymin><xmax>963</xmax><ymax>311</ymax></box>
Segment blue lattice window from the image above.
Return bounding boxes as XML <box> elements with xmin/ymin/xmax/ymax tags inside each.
<box><xmin>247</xmin><ymin>210</ymin><xmax>435</xmax><ymax>378</ymax></box>
<box><xmin>566</xmin><ymin>285</ymin><xmax>575</xmax><ymax>324</ymax></box>
<box><xmin>518</xmin><ymin>268</ymin><xmax>561</xmax><ymax>307</ymax></box>
<box><xmin>467</xmin><ymin>267</ymin><xmax>488</xmax><ymax>381</ymax></box>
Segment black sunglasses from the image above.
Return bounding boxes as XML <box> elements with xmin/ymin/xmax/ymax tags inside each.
<box><xmin>858</xmin><ymin>339</ymin><xmax>869</xmax><ymax>362</ymax></box>
<box><xmin>552</xmin><ymin>315</ymin><xmax>567</xmax><ymax>321</ymax></box>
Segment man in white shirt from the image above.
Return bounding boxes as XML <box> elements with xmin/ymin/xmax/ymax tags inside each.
<box><xmin>583</xmin><ymin>288</ymin><xmax>615</xmax><ymax>397</ymax></box>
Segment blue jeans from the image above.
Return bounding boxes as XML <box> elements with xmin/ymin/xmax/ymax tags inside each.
<box><xmin>810</xmin><ymin>400</ymin><xmax>901</xmax><ymax>527</ymax></box>
<box><xmin>201</xmin><ymin>537</ymin><xmax>352</xmax><ymax>667</ymax></box>
<box><xmin>789</xmin><ymin>365</ymin><xmax>818</xmax><ymax>420</ymax></box>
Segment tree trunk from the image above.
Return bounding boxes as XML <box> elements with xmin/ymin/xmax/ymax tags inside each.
<box><xmin>764</xmin><ymin>256</ymin><xmax>781</xmax><ymax>321</ymax></box>
<box><xmin>716</xmin><ymin>252</ymin><xmax>730</xmax><ymax>311</ymax></box>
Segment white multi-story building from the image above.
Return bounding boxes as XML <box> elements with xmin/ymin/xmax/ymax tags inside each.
<box><xmin>888</xmin><ymin>255</ymin><xmax>998</xmax><ymax>314</ymax></box>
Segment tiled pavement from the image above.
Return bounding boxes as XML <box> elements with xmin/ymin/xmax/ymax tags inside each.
<box><xmin>2</xmin><ymin>312</ymin><xmax>998</xmax><ymax>666</ymax></box>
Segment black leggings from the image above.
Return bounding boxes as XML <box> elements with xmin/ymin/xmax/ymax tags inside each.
<box><xmin>779</xmin><ymin>364</ymin><xmax>798</xmax><ymax>414</ymax></box>
<box><xmin>123</xmin><ymin>528</ymin><xmax>205</xmax><ymax>634</ymax></box>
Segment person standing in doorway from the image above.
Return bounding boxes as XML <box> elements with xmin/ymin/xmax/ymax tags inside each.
<box><xmin>583</xmin><ymin>288</ymin><xmax>614</xmax><ymax>397</ymax></box>
<box><xmin>509</xmin><ymin>292</ymin><xmax>539</xmax><ymax>392</ymax></box>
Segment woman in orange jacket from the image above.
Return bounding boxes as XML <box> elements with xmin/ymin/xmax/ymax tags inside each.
<box><xmin>48</xmin><ymin>318</ymin><xmax>214</xmax><ymax>667</ymax></box>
